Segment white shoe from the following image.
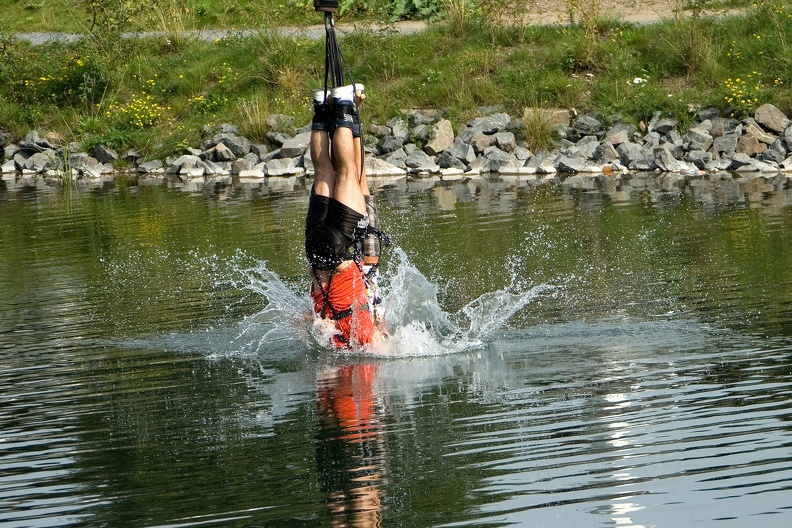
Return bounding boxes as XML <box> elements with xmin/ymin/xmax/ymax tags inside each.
<box><xmin>331</xmin><ymin>84</ymin><xmax>364</xmax><ymax>105</ymax></box>
<box><xmin>312</xmin><ymin>88</ymin><xmax>330</xmax><ymax>105</ymax></box>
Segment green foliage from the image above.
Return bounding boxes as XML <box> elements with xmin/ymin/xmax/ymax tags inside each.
<box><xmin>340</xmin><ymin>0</ymin><xmax>445</xmax><ymax>21</ymax></box>
<box><xmin>0</xmin><ymin>38</ymin><xmax>110</xmax><ymax>108</ymax></box>
<box><xmin>1</xmin><ymin>4</ymin><xmax>791</xmax><ymax>157</ymax></box>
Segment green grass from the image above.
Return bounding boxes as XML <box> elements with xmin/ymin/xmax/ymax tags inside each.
<box><xmin>1</xmin><ymin>0</ymin><xmax>417</xmax><ymax>33</ymax></box>
<box><xmin>3</xmin><ymin>0</ymin><xmax>309</xmax><ymax>33</ymax></box>
<box><xmin>1</xmin><ymin>1</ymin><xmax>788</xmax><ymax>160</ymax></box>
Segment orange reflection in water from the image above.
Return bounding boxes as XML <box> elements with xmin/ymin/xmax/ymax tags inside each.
<box><xmin>316</xmin><ymin>363</ymin><xmax>387</xmax><ymax>528</ymax></box>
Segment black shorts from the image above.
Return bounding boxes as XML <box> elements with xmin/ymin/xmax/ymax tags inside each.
<box><xmin>305</xmin><ymin>198</ymin><xmax>365</xmax><ymax>270</ymax></box>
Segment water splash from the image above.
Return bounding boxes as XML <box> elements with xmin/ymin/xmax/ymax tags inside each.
<box><xmin>227</xmin><ymin>249</ymin><xmax>552</xmax><ymax>358</ymax></box>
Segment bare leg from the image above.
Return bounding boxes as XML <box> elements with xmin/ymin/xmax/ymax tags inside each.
<box><xmin>356</xmin><ymin>134</ymin><xmax>370</xmax><ymax>196</ymax></box>
<box><xmin>330</xmin><ymin>126</ymin><xmax>366</xmax><ymax>214</ymax></box>
<box><xmin>310</xmin><ymin>129</ymin><xmax>335</xmax><ymax>198</ymax></box>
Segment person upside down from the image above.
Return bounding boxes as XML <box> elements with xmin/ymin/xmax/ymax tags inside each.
<box><xmin>304</xmin><ymin>83</ymin><xmax>388</xmax><ymax>348</ymax></box>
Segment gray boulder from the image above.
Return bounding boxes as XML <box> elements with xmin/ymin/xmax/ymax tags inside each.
<box><xmin>651</xmin><ymin>116</ymin><xmax>678</xmax><ymax>134</ymax></box>
<box><xmin>202</xmin><ymin>160</ymin><xmax>227</xmax><ymax>175</ymax></box>
<box><xmin>13</xmin><ymin>151</ymin><xmax>30</xmax><ymax>169</ymax></box>
<box><xmin>709</xmin><ymin>117</ymin><xmax>738</xmax><ymax>137</ymax></box>
<box><xmin>744</xmin><ymin>121</ymin><xmax>777</xmax><ymax>145</ymax></box>
<box><xmin>482</xmin><ymin>146</ymin><xmax>514</xmax><ymax>172</ymax></box>
<box><xmin>556</xmin><ymin>153</ymin><xmax>587</xmax><ymax>173</ymax></box>
<box><xmin>730</xmin><ymin>152</ymin><xmax>760</xmax><ymax>171</ymax></box>
<box><xmin>266</xmin><ymin>131</ymin><xmax>290</xmax><ymax>147</ymax></box>
<box><xmin>437</xmin><ymin>151</ymin><xmax>466</xmax><ymax>170</ymax></box>
<box><xmin>617</xmin><ymin>141</ymin><xmax>653</xmax><ymax>170</ymax></box>
<box><xmin>424</xmin><ymin>119</ymin><xmax>454</xmax><ymax>156</ymax></box>
<box><xmin>467</xmin><ymin>155</ymin><xmax>490</xmax><ymax>173</ymax></box>
<box><xmin>493</xmin><ymin>131</ymin><xmax>517</xmax><ymax>153</ymax></box>
<box><xmin>251</xmin><ymin>143</ymin><xmax>269</xmax><ymax>159</ymax></box>
<box><xmin>705</xmin><ymin>157</ymin><xmax>733</xmax><ymax>171</ymax></box>
<box><xmin>364</xmin><ymin>156</ymin><xmax>407</xmax><ymax>176</ymax></box>
<box><xmin>82</xmin><ymin>157</ymin><xmax>113</xmax><ymax>177</ymax></box>
<box><xmin>387</xmin><ymin>117</ymin><xmax>409</xmax><ymax>140</ymax></box>
<box><xmin>231</xmin><ymin>156</ymin><xmax>256</xmax><ymax>175</ymax></box>
<box><xmin>216</xmin><ymin>134</ymin><xmax>251</xmax><ymax>156</ymax></box>
<box><xmin>4</xmin><ymin>144</ymin><xmax>17</xmax><ymax>161</ymax></box>
<box><xmin>469</xmin><ymin>131</ymin><xmax>491</xmax><ymax>154</ymax></box>
<box><xmin>369</xmin><ymin>124</ymin><xmax>391</xmax><ymax>137</ymax></box>
<box><xmin>685</xmin><ymin>150</ymin><xmax>713</xmax><ymax>169</ymax></box>
<box><xmin>404</xmin><ymin>150</ymin><xmax>440</xmax><ymax>173</ymax></box>
<box><xmin>643</xmin><ymin>131</ymin><xmax>661</xmax><ymax>150</ymax></box>
<box><xmin>667</xmin><ymin>129</ymin><xmax>684</xmax><ymax>147</ymax></box>
<box><xmin>603</xmin><ymin>123</ymin><xmax>635</xmax><ymax>145</ymax></box>
<box><xmin>713</xmin><ymin>133</ymin><xmax>739</xmax><ymax>154</ymax></box>
<box><xmin>657</xmin><ymin>140</ymin><xmax>684</xmax><ymax>160</ymax></box>
<box><xmin>468</xmin><ymin>113</ymin><xmax>510</xmax><ymax>134</ymax></box>
<box><xmin>182</xmin><ymin>166</ymin><xmax>206</xmax><ymax>178</ymax></box>
<box><xmin>26</xmin><ymin>151</ymin><xmax>60</xmax><ymax>172</ymax></box>
<box><xmin>754</xmin><ymin>103</ymin><xmax>790</xmax><ymax>134</ymax></box>
<box><xmin>654</xmin><ymin>149</ymin><xmax>688</xmax><ymax>172</ymax></box>
<box><xmin>379</xmin><ymin>135</ymin><xmax>405</xmax><ymax>154</ymax></box>
<box><xmin>383</xmin><ymin>148</ymin><xmax>408</xmax><ymax>167</ymax></box>
<box><xmin>20</xmin><ymin>131</ymin><xmax>46</xmax><ymax>153</ymax></box>
<box><xmin>93</xmin><ymin>145</ymin><xmax>118</xmax><ymax>165</ymax></box>
<box><xmin>280</xmin><ymin>131</ymin><xmax>311</xmax><ymax>158</ymax></box>
<box><xmin>697</xmin><ymin>107</ymin><xmax>720</xmax><ymax>121</ymax></box>
<box><xmin>593</xmin><ymin>142</ymin><xmax>620</xmax><ymax>162</ymax></box>
<box><xmin>758</xmin><ymin>148</ymin><xmax>785</xmax><ymax>164</ymax></box>
<box><xmin>68</xmin><ymin>152</ymin><xmax>89</xmax><ymax>171</ymax></box>
<box><xmin>683</xmin><ymin>127</ymin><xmax>713</xmax><ymax>152</ymax></box>
<box><xmin>138</xmin><ymin>160</ymin><xmax>164</xmax><ymax>174</ymax></box>
<box><xmin>572</xmin><ymin>115</ymin><xmax>601</xmax><ymax>136</ymax></box>
<box><xmin>411</xmin><ymin>124</ymin><xmax>430</xmax><ymax>143</ymax></box>
<box><xmin>448</xmin><ymin>137</ymin><xmax>476</xmax><ymax>165</ymax></box>
<box><xmin>205</xmin><ymin>143</ymin><xmax>236</xmax><ymax>162</ymax></box>
<box><xmin>407</xmin><ymin>110</ymin><xmax>439</xmax><ymax>127</ymax></box>
<box><xmin>576</xmin><ymin>136</ymin><xmax>600</xmax><ymax>159</ymax></box>
<box><xmin>769</xmin><ymin>138</ymin><xmax>787</xmax><ymax>157</ymax></box>
<box><xmin>238</xmin><ymin>165</ymin><xmax>266</xmax><ymax>178</ymax></box>
<box><xmin>167</xmin><ymin>154</ymin><xmax>202</xmax><ymax>174</ymax></box>
<box><xmin>265</xmin><ymin>157</ymin><xmax>300</xmax><ymax>176</ymax></box>
<box><xmin>513</xmin><ymin>146</ymin><xmax>532</xmax><ymax>161</ymax></box>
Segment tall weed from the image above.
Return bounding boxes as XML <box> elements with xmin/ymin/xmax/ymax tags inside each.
<box><xmin>236</xmin><ymin>96</ymin><xmax>271</xmax><ymax>141</ymax></box>
<box><xmin>561</xmin><ymin>0</ymin><xmax>602</xmax><ymax>69</ymax></box>
<box><xmin>523</xmin><ymin>107</ymin><xmax>556</xmax><ymax>153</ymax></box>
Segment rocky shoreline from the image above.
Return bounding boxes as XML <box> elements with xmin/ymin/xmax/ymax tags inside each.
<box><xmin>3</xmin><ymin>104</ymin><xmax>792</xmax><ymax>189</ymax></box>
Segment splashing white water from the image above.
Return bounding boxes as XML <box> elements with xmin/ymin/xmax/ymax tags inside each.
<box><xmin>230</xmin><ymin>249</ymin><xmax>552</xmax><ymax>358</ymax></box>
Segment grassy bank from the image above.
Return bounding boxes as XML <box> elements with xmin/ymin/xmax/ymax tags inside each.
<box><xmin>1</xmin><ymin>0</ymin><xmax>790</xmax><ymax>159</ymax></box>
<box><xmin>1</xmin><ymin>0</ymin><xmax>432</xmax><ymax>33</ymax></box>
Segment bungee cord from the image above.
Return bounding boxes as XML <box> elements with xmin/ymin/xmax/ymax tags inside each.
<box><xmin>324</xmin><ymin>13</ymin><xmax>345</xmax><ymax>93</ymax></box>
<box><xmin>315</xmin><ymin>2</ymin><xmax>364</xmax><ymax>182</ymax></box>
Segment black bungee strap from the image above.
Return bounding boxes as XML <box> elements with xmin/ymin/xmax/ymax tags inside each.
<box><xmin>365</xmin><ymin>225</ymin><xmax>391</xmax><ymax>247</ymax></box>
<box><xmin>321</xmin><ymin>11</ymin><xmax>365</xmax><ymax>183</ymax></box>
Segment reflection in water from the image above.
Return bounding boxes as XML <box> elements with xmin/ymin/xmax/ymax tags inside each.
<box><xmin>2</xmin><ymin>172</ymin><xmax>792</xmax><ymax>527</ymax></box>
<box><xmin>603</xmin><ymin>390</ymin><xmax>647</xmax><ymax>528</ymax></box>
<box><xmin>316</xmin><ymin>362</ymin><xmax>386</xmax><ymax>528</ymax></box>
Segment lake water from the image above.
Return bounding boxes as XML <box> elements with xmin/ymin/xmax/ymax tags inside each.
<box><xmin>2</xmin><ymin>171</ymin><xmax>791</xmax><ymax>527</ymax></box>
